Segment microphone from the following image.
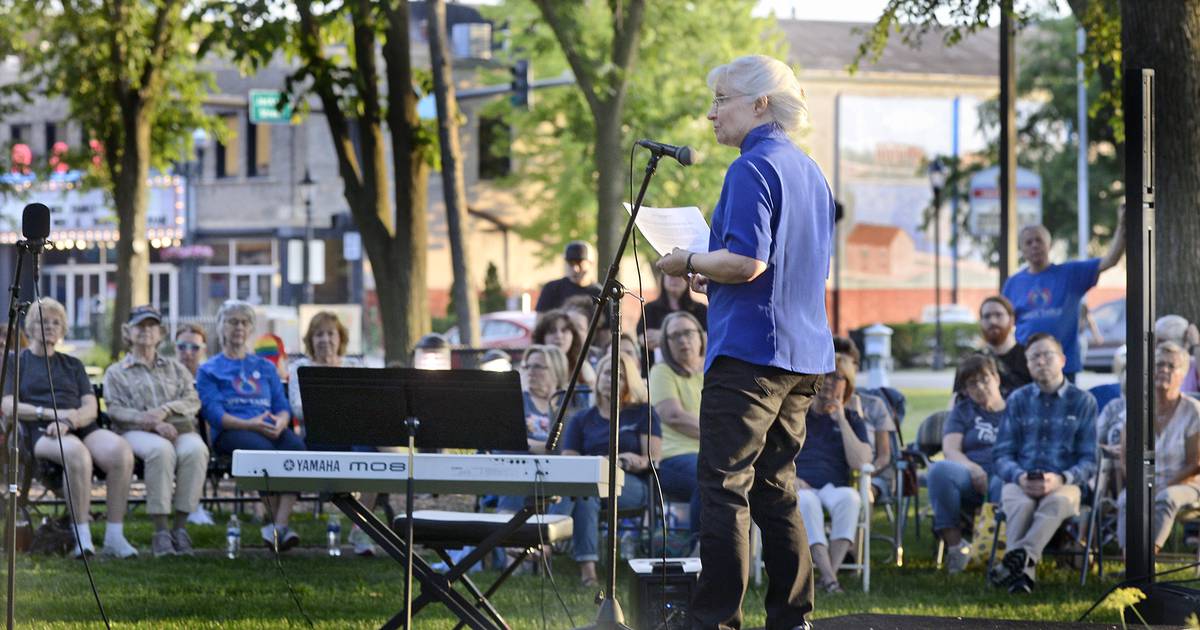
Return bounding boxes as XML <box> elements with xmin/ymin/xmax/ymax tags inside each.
<box><xmin>636</xmin><ymin>139</ymin><xmax>697</xmax><ymax>166</ymax></box>
<box><xmin>21</xmin><ymin>203</ymin><xmax>50</xmax><ymax>244</ymax></box>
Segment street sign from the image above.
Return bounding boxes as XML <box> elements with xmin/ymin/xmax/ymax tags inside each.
<box><xmin>968</xmin><ymin>165</ymin><xmax>1043</xmax><ymax>237</ymax></box>
<box><xmin>248</xmin><ymin>90</ymin><xmax>294</xmax><ymax>125</ymax></box>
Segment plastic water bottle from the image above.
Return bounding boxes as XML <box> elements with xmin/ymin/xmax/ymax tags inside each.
<box><xmin>619</xmin><ymin>530</ymin><xmax>637</xmax><ymax>559</ymax></box>
<box><xmin>326</xmin><ymin>514</ymin><xmax>342</xmax><ymax>557</ymax></box>
<box><xmin>225</xmin><ymin>515</ymin><xmax>241</xmax><ymax>559</ymax></box>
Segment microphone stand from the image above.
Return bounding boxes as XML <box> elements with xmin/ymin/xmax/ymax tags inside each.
<box><xmin>545</xmin><ymin>151</ymin><xmax>663</xmax><ymax>630</ymax></box>
<box><xmin>2</xmin><ymin>239</ymin><xmax>33</xmax><ymax>630</ymax></box>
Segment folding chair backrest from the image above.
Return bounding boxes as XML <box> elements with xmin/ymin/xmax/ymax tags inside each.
<box><xmin>916</xmin><ymin>411</ymin><xmax>950</xmax><ymax>459</ymax></box>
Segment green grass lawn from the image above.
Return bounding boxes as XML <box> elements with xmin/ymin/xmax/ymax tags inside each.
<box><xmin>1</xmin><ymin>386</ymin><xmax>1141</xmax><ymax>629</ymax></box>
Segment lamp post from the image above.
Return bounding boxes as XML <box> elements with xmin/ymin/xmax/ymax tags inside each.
<box><xmin>182</xmin><ymin>128</ymin><xmax>207</xmax><ymax>317</ymax></box>
<box><xmin>299</xmin><ymin>168</ymin><xmax>316</xmax><ymax>305</ymax></box>
<box><xmin>928</xmin><ymin>158</ymin><xmax>947</xmax><ymax>371</ymax></box>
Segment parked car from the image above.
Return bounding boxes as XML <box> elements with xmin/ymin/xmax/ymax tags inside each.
<box><xmin>1083</xmin><ymin>297</ymin><xmax>1126</xmax><ymax>372</ymax></box>
<box><xmin>920</xmin><ymin>303</ymin><xmax>977</xmax><ymax>325</ymax></box>
<box><xmin>444</xmin><ymin>310</ymin><xmax>538</xmax><ymax>349</ymax></box>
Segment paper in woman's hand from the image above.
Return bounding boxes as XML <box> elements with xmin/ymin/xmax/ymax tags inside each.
<box><xmin>622</xmin><ymin>202</ymin><xmax>711</xmax><ymax>256</ymax></box>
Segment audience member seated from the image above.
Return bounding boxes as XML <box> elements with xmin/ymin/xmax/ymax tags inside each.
<box><xmin>103</xmin><ymin>305</ymin><xmax>209</xmax><ymax>558</ymax></box>
<box><xmin>173</xmin><ymin>323</ymin><xmax>208</xmax><ymax>377</ymax></box>
<box><xmin>794</xmin><ymin>354</ymin><xmax>872</xmax><ymax>594</ymax></box>
<box><xmin>1095</xmin><ymin>351</ymin><xmax>1128</xmax><ymax>493</ymax></box>
<box><xmin>638</xmin><ymin>273</ymin><xmax>708</xmax><ymax>359</ymax></box>
<box><xmin>953</xmin><ymin>296</ymin><xmax>1032</xmax><ymax>398</ymax></box>
<box><xmin>832</xmin><ymin>337</ymin><xmax>896</xmax><ymax>499</ymax></box>
<box><xmin>533</xmin><ymin>309</ymin><xmax>595</xmax><ymax>387</ymax></box>
<box><xmin>288</xmin><ymin>311</ymin><xmax>376</xmax><ymax>556</ymax></box>
<box><xmin>649</xmin><ymin>312</ymin><xmax>705</xmax><ymax>549</ymax></box>
<box><xmin>928</xmin><ymin>354</ymin><xmax>1006</xmax><ymax>573</ymax></box>
<box><xmin>288</xmin><ymin>311</ymin><xmax>364</xmax><ymax>434</ymax></box>
<box><xmin>554</xmin><ymin>352</ymin><xmax>662</xmax><ymax>587</ymax></box>
<box><xmin>2</xmin><ymin>297</ymin><xmax>136</xmax><ymax>558</ymax></box>
<box><xmin>513</xmin><ymin>345</ymin><xmax>569</xmax><ymax>457</ymax></box>
<box><xmin>1156</xmin><ymin>315</ymin><xmax>1200</xmax><ymax>394</ymax></box>
<box><xmin>197</xmin><ymin>299</ymin><xmax>305</xmax><ymax>551</ymax></box>
<box><xmin>990</xmin><ymin>333</ymin><xmax>1097</xmax><ymax>594</ymax></box>
<box><xmin>1117</xmin><ymin>341</ymin><xmax>1200</xmax><ymax>554</ymax></box>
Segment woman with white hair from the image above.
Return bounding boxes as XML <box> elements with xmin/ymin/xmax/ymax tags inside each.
<box><xmin>197</xmin><ymin>300</ymin><xmax>305</xmax><ymax>550</ymax></box>
<box><xmin>1118</xmin><ymin>341</ymin><xmax>1200</xmax><ymax>553</ymax></box>
<box><xmin>655</xmin><ymin>55</ymin><xmax>834</xmax><ymax>629</ymax></box>
<box><xmin>2</xmin><ymin>297</ymin><xmax>136</xmax><ymax>558</ymax></box>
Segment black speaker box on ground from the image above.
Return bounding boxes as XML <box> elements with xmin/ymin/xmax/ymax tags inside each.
<box><xmin>1134</xmin><ymin>582</ymin><xmax>1200</xmax><ymax>625</ymax></box>
<box><xmin>630</xmin><ymin>557</ymin><xmax>700</xmax><ymax>630</ymax></box>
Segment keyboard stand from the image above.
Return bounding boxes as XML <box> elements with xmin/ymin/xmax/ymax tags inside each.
<box><xmin>330</xmin><ymin>494</ymin><xmax>569</xmax><ymax>630</ymax></box>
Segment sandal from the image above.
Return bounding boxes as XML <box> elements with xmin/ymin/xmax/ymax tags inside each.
<box><xmin>819</xmin><ymin>579</ymin><xmax>844</xmax><ymax>594</ymax></box>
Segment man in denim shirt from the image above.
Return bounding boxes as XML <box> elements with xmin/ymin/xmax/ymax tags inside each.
<box><xmin>990</xmin><ymin>333</ymin><xmax>1097</xmax><ymax>594</ymax></box>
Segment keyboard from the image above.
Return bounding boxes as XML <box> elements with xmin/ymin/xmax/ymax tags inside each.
<box><xmin>232</xmin><ymin>450</ymin><xmax>622</xmax><ymax>497</ymax></box>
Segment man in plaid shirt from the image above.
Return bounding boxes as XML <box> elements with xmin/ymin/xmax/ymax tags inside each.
<box><xmin>990</xmin><ymin>332</ymin><xmax>1098</xmax><ymax>594</ymax></box>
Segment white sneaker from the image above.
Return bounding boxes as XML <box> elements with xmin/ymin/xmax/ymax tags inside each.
<box><xmin>100</xmin><ymin>537</ymin><xmax>139</xmax><ymax>559</ymax></box>
<box><xmin>187</xmin><ymin>508</ymin><xmax>215</xmax><ymax>526</ymax></box>
<box><xmin>945</xmin><ymin>540</ymin><xmax>972</xmax><ymax>574</ymax></box>
<box><xmin>348</xmin><ymin>527</ymin><xmax>377</xmax><ymax>557</ymax></box>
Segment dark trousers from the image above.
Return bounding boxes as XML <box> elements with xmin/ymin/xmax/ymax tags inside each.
<box><xmin>690</xmin><ymin>356</ymin><xmax>823</xmax><ymax>630</ymax></box>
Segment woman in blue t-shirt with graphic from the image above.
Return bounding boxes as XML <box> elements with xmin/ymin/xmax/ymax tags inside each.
<box><xmin>794</xmin><ymin>354</ymin><xmax>872</xmax><ymax>594</ymax></box>
<box><xmin>927</xmin><ymin>353</ymin><xmax>1007</xmax><ymax>573</ymax></box>
<box><xmin>197</xmin><ymin>300</ymin><xmax>305</xmax><ymax>551</ymax></box>
<box><xmin>556</xmin><ymin>351</ymin><xmax>662</xmax><ymax>587</ymax></box>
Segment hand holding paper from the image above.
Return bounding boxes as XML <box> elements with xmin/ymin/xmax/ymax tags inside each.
<box><xmin>622</xmin><ymin>202</ymin><xmax>711</xmax><ymax>256</ymax></box>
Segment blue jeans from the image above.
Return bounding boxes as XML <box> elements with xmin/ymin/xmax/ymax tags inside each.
<box><xmin>214</xmin><ymin>428</ymin><xmax>306</xmax><ymax>454</ymax></box>
<box><xmin>927</xmin><ymin>459</ymin><xmax>1001</xmax><ymax>533</ymax></box>
<box><xmin>551</xmin><ymin>474</ymin><xmax>648</xmax><ymax>562</ymax></box>
<box><xmin>658</xmin><ymin>453</ymin><xmax>700</xmax><ymax>538</ymax></box>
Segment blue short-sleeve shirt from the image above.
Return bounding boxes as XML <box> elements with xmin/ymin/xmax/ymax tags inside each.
<box><xmin>1002</xmin><ymin>258</ymin><xmax>1101</xmax><ymax>374</ymax></box>
<box><xmin>943</xmin><ymin>397</ymin><xmax>1004</xmax><ymax>474</ymax></box>
<box><xmin>705</xmin><ymin>124</ymin><xmax>836</xmax><ymax>375</ymax></box>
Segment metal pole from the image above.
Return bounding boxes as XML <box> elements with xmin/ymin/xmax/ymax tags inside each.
<box><xmin>832</xmin><ymin>93</ymin><xmax>842</xmax><ymax>334</ymax></box>
<box><xmin>951</xmin><ymin>97</ymin><xmax>960</xmax><ymax>305</ymax></box>
<box><xmin>303</xmin><ymin>196</ymin><xmax>313</xmax><ymax>305</ymax></box>
<box><xmin>998</xmin><ymin>0</ymin><xmax>1018</xmax><ymax>288</ymax></box>
<box><xmin>1077</xmin><ymin>26</ymin><xmax>1090</xmax><ymax>258</ymax></box>
<box><xmin>933</xmin><ymin>188</ymin><xmax>944</xmax><ymax>370</ymax></box>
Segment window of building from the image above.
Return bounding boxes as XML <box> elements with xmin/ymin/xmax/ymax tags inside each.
<box><xmin>235</xmin><ymin>240</ymin><xmax>273</xmax><ymax>265</ymax></box>
<box><xmin>478</xmin><ymin>113</ymin><xmax>511</xmax><ymax>180</ymax></box>
<box><xmin>247</xmin><ymin>121</ymin><xmax>271</xmax><ymax>177</ymax></box>
<box><xmin>10</xmin><ymin>123</ymin><xmax>31</xmax><ymax>144</ymax></box>
<box><xmin>215</xmin><ymin>113</ymin><xmax>240</xmax><ymax>178</ymax></box>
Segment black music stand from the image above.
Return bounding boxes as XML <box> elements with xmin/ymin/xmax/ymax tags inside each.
<box><xmin>299</xmin><ymin>366</ymin><xmax>537</xmax><ymax>630</ymax></box>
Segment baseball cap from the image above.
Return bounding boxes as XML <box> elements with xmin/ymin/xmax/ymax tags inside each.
<box><xmin>564</xmin><ymin>240</ymin><xmax>593</xmax><ymax>262</ymax></box>
<box><xmin>128</xmin><ymin>305</ymin><xmax>162</xmax><ymax>326</ymax></box>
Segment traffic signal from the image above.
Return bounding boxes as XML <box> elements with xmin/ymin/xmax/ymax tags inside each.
<box><xmin>511</xmin><ymin>59</ymin><xmax>531</xmax><ymax>108</ymax></box>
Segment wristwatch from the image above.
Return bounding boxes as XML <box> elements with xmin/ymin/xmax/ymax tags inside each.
<box><xmin>35</xmin><ymin>406</ymin><xmax>43</xmax><ymax>421</ymax></box>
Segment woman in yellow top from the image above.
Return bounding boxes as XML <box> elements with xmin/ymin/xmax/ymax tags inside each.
<box><xmin>649</xmin><ymin>311</ymin><xmax>706</xmax><ymax>547</ymax></box>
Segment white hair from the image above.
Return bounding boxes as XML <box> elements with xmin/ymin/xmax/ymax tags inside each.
<box><xmin>25</xmin><ymin>297</ymin><xmax>67</xmax><ymax>334</ymax></box>
<box><xmin>215</xmin><ymin>299</ymin><xmax>256</xmax><ymax>351</ymax></box>
<box><xmin>1155</xmin><ymin>315</ymin><xmax>1190</xmax><ymax>347</ymax></box>
<box><xmin>707</xmin><ymin>55</ymin><xmax>808</xmax><ymax>139</ymax></box>
<box><xmin>1019</xmin><ymin>224</ymin><xmax>1052</xmax><ymax>244</ymax></box>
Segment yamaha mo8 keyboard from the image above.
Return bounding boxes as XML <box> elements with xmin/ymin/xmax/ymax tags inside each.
<box><xmin>232</xmin><ymin>450</ymin><xmax>623</xmax><ymax>497</ymax></box>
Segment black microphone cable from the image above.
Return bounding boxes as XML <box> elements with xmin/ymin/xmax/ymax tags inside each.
<box><xmin>532</xmin><ymin>459</ymin><xmax>575</xmax><ymax>628</ymax></box>
<box><xmin>260</xmin><ymin>470</ymin><xmax>315</xmax><ymax>629</ymax></box>
<box><xmin>31</xmin><ymin>278</ymin><xmax>111</xmax><ymax>629</ymax></box>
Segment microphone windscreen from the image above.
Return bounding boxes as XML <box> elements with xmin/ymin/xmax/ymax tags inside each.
<box><xmin>679</xmin><ymin>146</ymin><xmax>697</xmax><ymax>166</ymax></box>
<box><xmin>22</xmin><ymin>203</ymin><xmax>50</xmax><ymax>240</ymax></box>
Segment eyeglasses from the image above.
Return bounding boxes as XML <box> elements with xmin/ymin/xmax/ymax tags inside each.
<box><xmin>1155</xmin><ymin>361</ymin><xmax>1180</xmax><ymax>372</ymax></box>
<box><xmin>522</xmin><ymin>363</ymin><xmax>549</xmax><ymax>373</ymax></box>
<box><xmin>176</xmin><ymin>342</ymin><xmax>202</xmax><ymax>352</ymax></box>
<box><xmin>666</xmin><ymin>329</ymin><xmax>700</xmax><ymax>343</ymax></box>
<box><xmin>1026</xmin><ymin>350</ymin><xmax>1059</xmax><ymax>363</ymax></box>
<box><xmin>710</xmin><ymin>94</ymin><xmax>743</xmax><ymax>111</ymax></box>
<box><xmin>224</xmin><ymin>318</ymin><xmax>252</xmax><ymax>328</ymax></box>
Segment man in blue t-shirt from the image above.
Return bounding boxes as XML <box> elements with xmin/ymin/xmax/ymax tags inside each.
<box><xmin>1001</xmin><ymin>212</ymin><xmax>1125</xmax><ymax>378</ymax></box>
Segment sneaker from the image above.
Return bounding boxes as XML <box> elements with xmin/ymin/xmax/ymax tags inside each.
<box><xmin>72</xmin><ymin>543</ymin><xmax>96</xmax><ymax>559</ymax></box>
<box><xmin>187</xmin><ymin>508</ymin><xmax>215</xmax><ymax>526</ymax></box>
<box><xmin>989</xmin><ymin>548</ymin><xmax>1027</xmax><ymax>588</ymax></box>
<box><xmin>277</xmin><ymin>527</ymin><xmax>300</xmax><ymax>551</ymax></box>
<box><xmin>151</xmin><ymin>530</ymin><xmax>176</xmax><ymax>558</ymax></box>
<box><xmin>100</xmin><ymin>537</ymin><xmax>139</xmax><ymax>559</ymax></box>
<box><xmin>348</xmin><ymin>527</ymin><xmax>376</xmax><ymax>557</ymax></box>
<box><xmin>261</xmin><ymin>524</ymin><xmax>278</xmax><ymax>548</ymax></box>
<box><xmin>945</xmin><ymin>540</ymin><xmax>972</xmax><ymax>574</ymax></box>
<box><xmin>172</xmin><ymin>529</ymin><xmax>195</xmax><ymax>556</ymax></box>
<box><xmin>1008</xmin><ymin>573</ymin><xmax>1034</xmax><ymax>594</ymax></box>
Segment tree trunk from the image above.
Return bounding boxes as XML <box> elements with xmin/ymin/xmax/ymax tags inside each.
<box><xmin>110</xmin><ymin>103</ymin><xmax>152</xmax><ymax>358</ymax></box>
<box><xmin>594</xmin><ymin>100</ymin><xmax>625</xmax><ymax>269</ymax></box>
<box><xmin>1122</xmin><ymin>0</ymin><xmax>1200</xmax><ymax>323</ymax></box>
<box><xmin>428</xmin><ymin>0</ymin><xmax>479</xmax><ymax>349</ymax></box>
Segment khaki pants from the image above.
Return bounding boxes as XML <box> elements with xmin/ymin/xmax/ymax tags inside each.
<box><xmin>123</xmin><ymin>431</ymin><xmax>209</xmax><ymax>516</ymax></box>
<box><xmin>1000</xmin><ymin>482</ymin><xmax>1081</xmax><ymax>573</ymax></box>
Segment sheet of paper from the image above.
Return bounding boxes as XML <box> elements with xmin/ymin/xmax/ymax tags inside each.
<box><xmin>622</xmin><ymin>202</ymin><xmax>711</xmax><ymax>256</ymax></box>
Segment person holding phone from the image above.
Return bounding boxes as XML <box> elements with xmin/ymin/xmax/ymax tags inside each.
<box><xmin>990</xmin><ymin>333</ymin><xmax>1097</xmax><ymax>594</ymax></box>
